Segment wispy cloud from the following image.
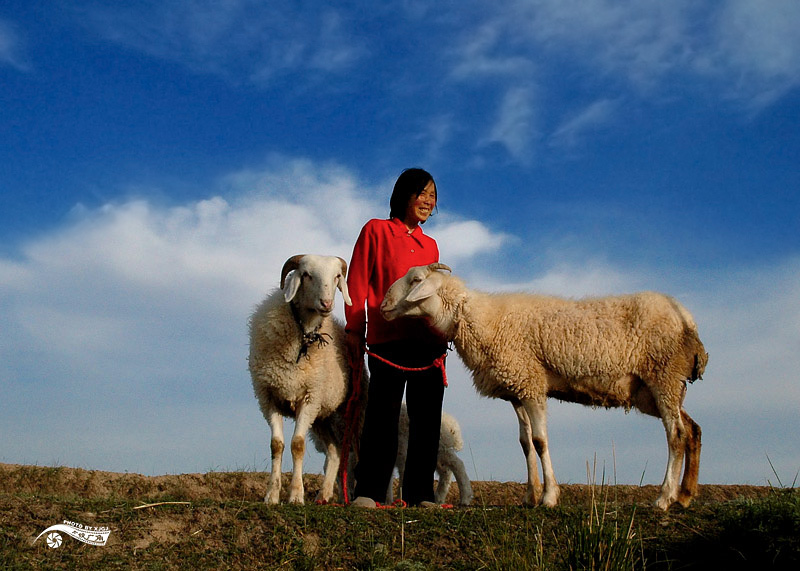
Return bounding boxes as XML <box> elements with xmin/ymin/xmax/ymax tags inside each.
<box><xmin>503</xmin><ymin>0</ymin><xmax>695</xmax><ymax>88</ymax></box>
<box><xmin>453</xmin><ymin>0</ymin><xmax>799</xmax><ymax>110</ymax></box>
<box><xmin>0</xmin><ymin>18</ymin><xmax>29</xmax><ymax>71</ymax></box>
<box><xmin>82</xmin><ymin>1</ymin><xmax>365</xmax><ymax>85</ymax></box>
<box><xmin>703</xmin><ymin>0</ymin><xmax>800</xmax><ymax>108</ymax></box>
<box><xmin>480</xmin><ymin>85</ymin><xmax>538</xmax><ymax>163</ymax></box>
<box><xmin>448</xmin><ymin>20</ymin><xmax>535</xmax><ymax>81</ymax></box>
<box><xmin>549</xmin><ymin>99</ymin><xmax>616</xmax><ymax>150</ymax></box>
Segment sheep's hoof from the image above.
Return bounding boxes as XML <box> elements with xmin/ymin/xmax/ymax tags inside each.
<box><xmin>654</xmin><ymin>496</ymin><xmax>674</xmax><ymax>511</ymax></box>
<box><xmin>676</xmin><ymin>490</ymin><xmax>694</xmax><ymax>508</ymax></box>
<box><xmin>264</xmin><ymin>494</ymin><xmax>280</xmax><ymax>505</ymax></box>
<box><xmin>522</xmin><ymin>486</ymin><xmax>540</xmax><ymax>506</ymax></box>
<box><xmin>541</xmin><ymin>489</ymin><xmax>560</xmax><ymax>508</ymax></box>
<box><xmin>288</xmin><ymin>493</ymin><xmax>305</xmax><ymax>505</ymax></box>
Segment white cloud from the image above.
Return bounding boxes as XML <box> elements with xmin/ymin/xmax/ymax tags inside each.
<box><xmin>432</xmin><ymin>218</ymin><xmax>510</xmax><ymax>262</ymax></box>
<box><xmin>0</xmin><ymin>158</ymin><xmax>510</xmax><ymax>476</ymax></box>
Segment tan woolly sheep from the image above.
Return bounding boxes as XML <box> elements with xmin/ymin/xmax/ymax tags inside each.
<box><xmin>380</xmin><ymin>263</ymin><xmax>708</xmax><ymax>510</ymax></box>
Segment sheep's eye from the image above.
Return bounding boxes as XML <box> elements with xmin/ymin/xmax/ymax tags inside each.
<box><xmin>302</xmin><ymin>272</ymin><xmax>311</xmax><ymax>280</ymax></box>
<box><xmin>411</xmin><ymin>276</ymin><xmax>422</xmax><ymax>284</ymax></box>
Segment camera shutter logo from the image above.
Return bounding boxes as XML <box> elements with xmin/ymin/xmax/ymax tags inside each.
<box><xmin>34</xmin><ymin>521</ymin><xmax>111</xmax><ymax>548</ymax></box>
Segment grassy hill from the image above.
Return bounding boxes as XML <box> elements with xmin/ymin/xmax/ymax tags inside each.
<box><xmin>2</xmin><ymin>463</ymin><xmax>798</xmax><ymax>569</ymax></box>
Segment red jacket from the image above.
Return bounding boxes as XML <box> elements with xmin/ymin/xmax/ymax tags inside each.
<box><xmin>345</xmin><ymin>217</ymin><xmax>443</xmax><ymax>346</ymax></box>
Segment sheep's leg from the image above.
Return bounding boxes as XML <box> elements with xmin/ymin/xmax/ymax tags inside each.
<box><xmin>317</xmin><ymin>432</ymin><xmax>341</xmax><ymax>504</ymax></box>
<box><xmin>521</xmin><ymin>399</ymin><xmax>559</xmax><ymax>507</ymax></box>
<box><xmin>434</xmin><ymin>464</ymin><xmax>453</xmax><ymax>504</ymax></box>
<box><xmin>288</xmin><ymin>403</ymin><xmax>317</xmax><ymax>504</ymax></box>
<box><xmin>656</xmin><ymin>410</ymin><xmax>687</xmax><ymax>510</ymax></box>
<box><xmin>512</xmin><ymin>400</ymin><xmax>542</xmax><ymax>505</ymax></box>
<box><xmin>265</xmin><ymin>406</ymin><xmax>284</xmax><ymax>505</ymax></box>
<box><xmin>676</xmin><ymin>409</ymin><xmax>702</xmax><ymax>507</ymax></box>
<box><xmin>442</xmin><ymin>454</ymin><xmax>473</xmax><ymax>506</ymax></box>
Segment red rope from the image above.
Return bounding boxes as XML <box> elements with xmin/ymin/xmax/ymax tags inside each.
<box><xmin>365</xmin><ymin>350</ymin><xmax>449</xmax><ymax>387</ymax></box>
<box><xmin>339</xmin><ymin>348</ymin><xmax>448</xmax><ymax>505</ymax></box>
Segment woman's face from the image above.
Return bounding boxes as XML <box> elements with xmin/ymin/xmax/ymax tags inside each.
<box><xmin>404</xmin><ymin>180</ymin><xmax>437</xmax><ymax>226</ymax></box>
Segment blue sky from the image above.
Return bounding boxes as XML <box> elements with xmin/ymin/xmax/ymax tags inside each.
<box><xmin>2</xmin><ymin>1</ymin><xmax>799</xmax><ymax>490</ymax></box>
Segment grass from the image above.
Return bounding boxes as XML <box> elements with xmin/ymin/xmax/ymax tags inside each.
<box><xmin>1</xmin><ymin>464</ymin><xmax>799</xmax><ymax>569</ymax></box>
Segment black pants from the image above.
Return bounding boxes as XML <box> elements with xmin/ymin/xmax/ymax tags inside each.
<box><xmin>353</xmin><ymin>340</ymin><xmax>447</xmax><ymax>505</ymax></box>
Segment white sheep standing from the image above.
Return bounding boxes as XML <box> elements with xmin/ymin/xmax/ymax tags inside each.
<box><xmin>388</xmin><ymin>403</ymin><xmax>474</xmax><ymax>506</ymax></box>
<box><xmin>380</xmin><ymin>263</ymin><xmax>708</xmax><ymax>510</ymax></box>
<box><xmin>248</xmin><ymin>254</ymin><xmax>360</xmax><ymax>504</ymax></box>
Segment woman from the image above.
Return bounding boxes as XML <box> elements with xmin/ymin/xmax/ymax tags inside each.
<box><xmin>345</xmin><ymin>168</ymin><xmax>448</xmax><ymax>508</ymax></box>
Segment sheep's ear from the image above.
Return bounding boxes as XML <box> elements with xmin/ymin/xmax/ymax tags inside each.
<box><xmin>406</xmin><ymin>276</ymin><xmax>438</xmax><ymax>303</ymax></box>
<box><xmin>283</xmin><ymin>271</ymin><xmax>301</xmax><ymax>302</ymax></box>
<box><xmin>337</xmin><ymin>275</ymin><xmax>352</xmax><ymax>306</ymax></box>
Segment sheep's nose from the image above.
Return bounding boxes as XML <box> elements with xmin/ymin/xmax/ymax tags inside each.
<box><xmin>320</xmin><ymin>299</ymin><xmax>333</xmax><ymax>311</ymax></box>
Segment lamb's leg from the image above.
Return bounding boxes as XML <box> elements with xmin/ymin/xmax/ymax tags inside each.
<box><xmin>265</xmin><ymin>406</ymin><xmax>284</xmax><ymax>505</ymax></box>
<box><xmin>441</xmin><ymin>454</ymin><xmax>473</xmax><ymax>506</ymax></box>
<box><xmin>521</xmin><ymin>398</ymin><xmax>559</xmax><ymax>507</ymax></box>
<box><xmin>385</xmin><ymin>474</ymin><xmax>395</xmax><ymax>505</ymax></box>
<box><xmin>395</xmin><ymin>463</ymin><xmax>405</xmax><ymax>504</ymax></box>
<box><xmin>512</xmin><ymin>400</ymin><xmax>542</xmax><ymax>505</ymax></box>
<box><xmin>389</xmin><ymin>424</ymin><xmax>408</xmax><ymax>504</ymax></box>
<box><xmin>676</xmin><ymin>409</ymin><xmax>702</xmax><ymax>507</ymax></box>
<box><xmin>434</xmin><ymin>464</ymin><xmax>453</xmax><ymax>504</ymax></box>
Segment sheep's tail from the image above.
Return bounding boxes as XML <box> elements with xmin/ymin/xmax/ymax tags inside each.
<box><xmin>687</xmin><ymin>330</ymin><xmax>708</xmax><ymax>383</ymax></box>
<box><xmin>670</xmin><ymin>296</ymin><xmax>708</xmax><ymax>383</ymax></box>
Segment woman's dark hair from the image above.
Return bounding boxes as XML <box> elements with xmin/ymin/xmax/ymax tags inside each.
<box><xmin>389</xmin><ymin>168</ymin><xmax>437</xmax><ymax>222</ymax></box>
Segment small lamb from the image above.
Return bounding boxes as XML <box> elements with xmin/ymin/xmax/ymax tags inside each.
<box><xmin>388</xmin><ymin>403</ymin><xmax>474</xmax><ymax>506</ymax></box>
<box><xmin>380</xmin><ymin>263</ymin><xmax>708</xmax><ymax>510</ymax></box>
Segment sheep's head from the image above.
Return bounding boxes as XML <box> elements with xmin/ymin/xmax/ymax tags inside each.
<box><xmin>280</xmin><ymin>254</ymin><xmax>351</xmax><ymax>316</ymax></box>
<box><xmin>381</xmin><ymin>263</ymin><xmax>451</xmax><ymax>322</ymax></box>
